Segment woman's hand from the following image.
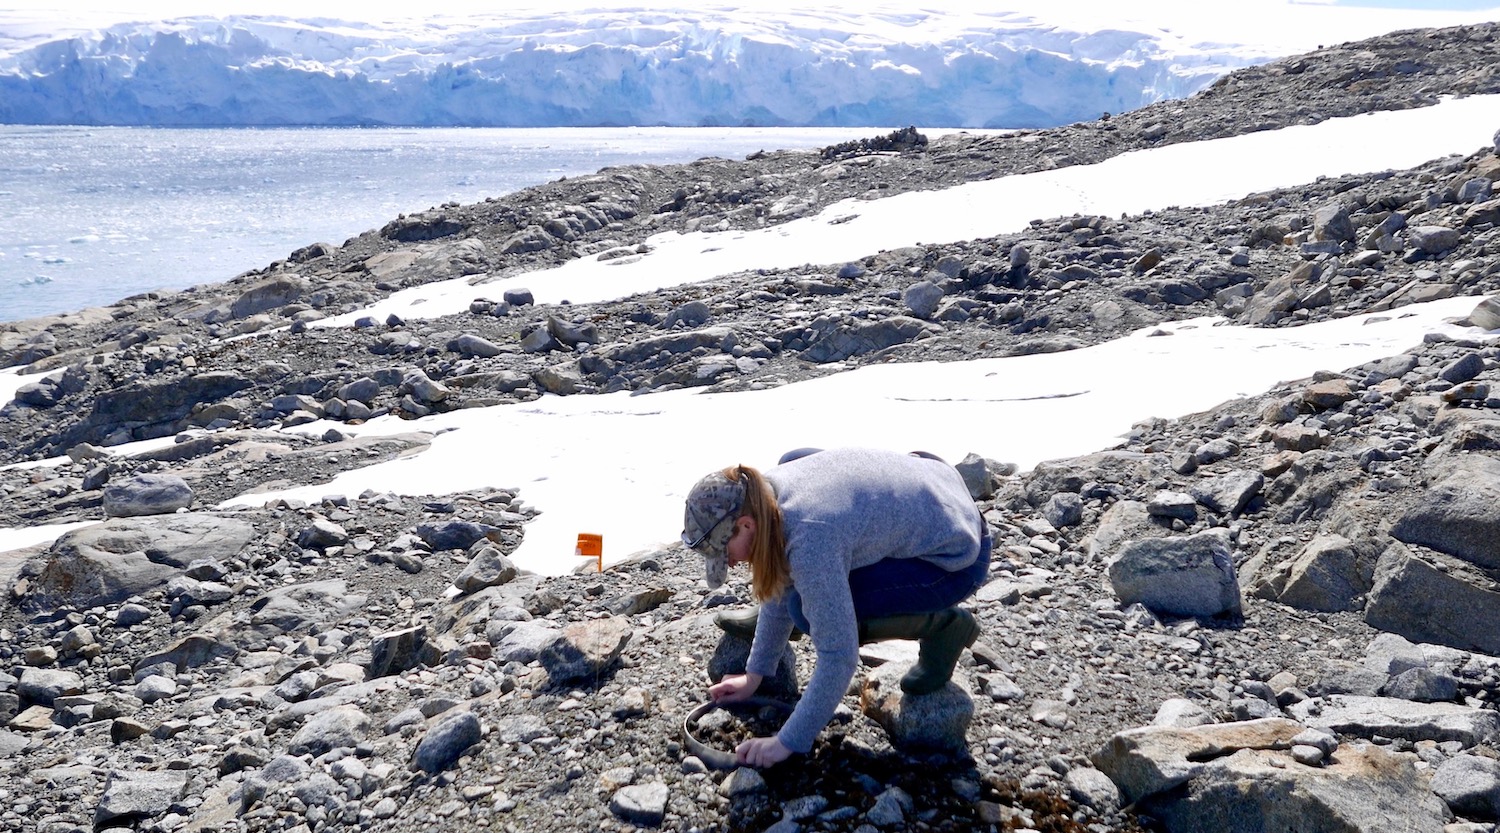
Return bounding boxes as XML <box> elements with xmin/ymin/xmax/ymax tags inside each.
<box><xmin>708</xmin><ymin>672</ymin><xmax>762</xmax><ymax>703</ymax></box>
<box><xmin>735</xmin><ymin>736</ymin><xmax>792</xmax><ymax>768</ymax></box>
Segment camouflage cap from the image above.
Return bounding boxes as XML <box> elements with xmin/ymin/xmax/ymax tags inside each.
<box><xmin>681</xmin><ymin>470</ymin><xmax>746</xmax><ymax>588</ymax></box>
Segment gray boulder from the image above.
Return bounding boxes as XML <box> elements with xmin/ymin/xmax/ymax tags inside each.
<box><xmin>1275</xmin><ymin>534</ymin><xmax>1375</xmax><ymax>613</ymax></box>
<box><xmin>103</xmin><ymin>474</ymin><xmax>194</xmax><ymax>517</ymax></box>
<box><xmin>1286</xmin><ymin>695</ymin><xmax>1500</xmax><ymax>746</ymax></box>
<box><xmin>1065</xmin><ymin>767</ymin><xmax>1121</xmax><ymax>815</ymax></box>
<box><xmin>902</xmin><ymin>281</ymin><xmax>944</xmax><ymax>319</ymax></box>
<box><xmin>250</xmin><ymin>580</ymin><xmax>368</xmax><ymax>636</ymax></box>
<box><xmin>1151</xmin><ymin>698</ymin><xmax>1213</xmax><ymax>728</ymax></box>
<box><xmin>18</xmin><ymin>667</ymin><xmax>83</xmax><ymax>706</ymax></box>
<box><xmin>288</xmin><ymin>705</ymin><xmax>371</xmax><ymax>756</ymax></box>
<box><xmin>415</xmin><ymin>520</ymin><xmax>498</xmax><ymax>552</ymax></box>
<box><xmin>1187</xmin><ymin>470</ymin><xmax>1263</xmax><ymax>517</ymax></box>
<box><xmin>1312</xmin><ymin>203</ymin><xmax>1355</xmax><ymax>244</ymax></box>
<box><xmin>954</xmin><ymin>452</ymin><xmax>997</xmax><ymax>500</ymax></box>
<box><xmin>1390</xmin><ymin>456</ymin><xmax>1500</xmax><ymax>571</ymax></box>
<box><xmin>25</xmin><ymin>515</ymin><xmax>255</xmax><ymax>611</ymax></box>
<box><xmin>1142</xmin><ymin>744</ymin><xmax>1450</xmax><ymax>833</ymax></box>
<box><xmin>610</xmin><ymin>782</ymin><xmax>668</xmax><ymax>826</ymax></box>
<box><xmin>449</xmin><ymin>333</ymin><xmax>503</xmax><ymax>358</ymax></box>
<box><xmin>133</xmin><ymin>633</ymin><xmax>240</xmax><ymax>673</ymax></box>
<box><xmin>487</xmin><ymin>621</ymin><xmax>562</xmax><ymax>665</ymax></box>
<box><xmin>860</xmin><ymin>662</ymin><xmax>973</xmax><ymax>753</ymax></box>
<box><xmin>229</xmin><ymin>275</ymin><xmax>308</xmax><ymax>319</ymax></box>
<box><xmin>800</xmin><ymin>316</ymin><xmax>939</xmax><ymax>363</ymax></box>
<box><xmin>1107</xmin><ymin>529</ymin><xmax>1242</xmax><ymax>619</ymax></box>
<box><xmin>540</xmin><ymin>617</ymin><xmax>633</xmax><ymax>684</ymax></box>
<box><xmin>368</xmin><ymin>625</ymin><xmax>428</xmax><ymax>678</ymax></box>
<box><xmin>1365</xmin><ymin>542</ymin><xmax>1500</xmax><ymax>655</ymax></box>
<box><xmin>1407</xmin><ymin>225</ymin><xmax>1460</xmax><ymax>255</ymax></box>
<box><xmin>452</xmin><ymin>546</ymin><xmax>518</xmax><ymax>594</ymax></box>
<box><xmin>1146</xmin><ymin>492</ymin><xmax>1197</xmax><ymax>522</ymax></box>
<box><xmin>95</xmin><ymin>770</ymin><xmax>189</xmax><ymax>828</ymax></box>
<box><xmin>1431</xmin><ymin>754</ymin><xmax>1500</xmax><ymax>821</ymax></box>
<box><xmin>1088</xmin><ymin>500</ymin><xmax>1162</xmax><ymax>562</ymax></box>
<box><xmin>413</xmin><ymin>711</ymin><xmax>482</xmax><ymax>773</ymax></box>
<box><xmin>1092</xmin><ymin>717</ymin><xmax>1303</xmax><ymax>804</ymax></box>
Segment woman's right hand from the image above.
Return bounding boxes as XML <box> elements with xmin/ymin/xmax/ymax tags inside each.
<box><xmin>708</xmin><ymin>672</ymin><xmax>763</xmax><ymax>703</ymax></box>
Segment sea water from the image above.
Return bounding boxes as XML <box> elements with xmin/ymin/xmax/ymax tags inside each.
<box><xmin>0</xmin><ymin>125</ymin><xmax>894</xmax><ymax>323</ymax></box>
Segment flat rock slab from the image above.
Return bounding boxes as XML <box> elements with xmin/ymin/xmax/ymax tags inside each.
<box><xmin>1091</xmin><ymin>717</ymin><xmax>1303</xmax><ymax>804</ymax></box>
<box><xmin>1143</xmin><ymin>744</ymin><xmax>1449</xmax><ymax>833</ymax></box>
<box><xmin>1287</xmin><ymin>695</ymin><xmax>1500</xmax><ymax>747</ymax></box>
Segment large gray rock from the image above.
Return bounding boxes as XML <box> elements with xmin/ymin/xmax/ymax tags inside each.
<box><xmin>1107</xmin><ymin>529</ymin><xmax>1242</xmax><ymax>619</ymax></box>
<box><xmin>1065</xmin><ymin>767</ymin><xmax>1122</xmax><ymax>815</ymax></box>
<box><xmin>1389</xmin><ymin>457</ymin><xmax>1500</xmax><ymax>571</ymax></box>
<box><xmin>452</xmin><ymin>546</ymin><xmax>518</xmax><ymax>594</ymax></box>
<box><xmin>1364</xmin><ymin>542</ymin><xmax>1500</xmax><ymax>655</ymax></box>
<box><xmin>414</xmin><ymin>520</ymin><xmax>498</xmax><ymax>552</ymax></box>
<box><xmin>1407</xmin><ymin>225</ymin><xmax>1461</xmax><ymax>255</ymax></box>
<box><xmin>95</xmin><ymin>770</ymin><xmax>189</xmax><ymax>828</ymax></box>
<box><xmin>860</xmin><ymin>662</ymin><xmax>973</xmax><ymax>753</ymax></box>
<box><xmin>1187</xmin><ymin>470</ymin><xmax>1263</xmax><ymax>517</ymax></box>
<box><xmin>1151</xmin><ymin>698</ymin><xmax>1214</xmax><ymax>728</ymax></box>
<box><xmin>1312</xmin><ymin>203</ymin><xmax>1355</xmax><ymax>244</ymax></box>
<box><xmin>1431</xmin><ymin>754</ymin><xmax>1500</xmax><ymax>821</ymax></box>
<box><xmin>610</xmin><ymin>782</ymin><xmax>668</xmax><ymax>826</ymax></box>
<box><xmin>1087</xmin><ymin>500</ymin><xmax>1163</xmax><ymax>562</ymax></box>
<box><xmin>133</xmin><ymin>633</ymin><xmax>240</xmax><ymax>673</ymax></box>
<box><xmin>413</xmin><ymin>711</ymin><xmax>482</xmax><ymax>773</ymax></box>
<box><xmin>1275</xmin><ymin>534</ymin><xmax>1375</xmax><ymax>613</ymax></box>
<box><xmin>249</xmin><ymin>580</ymin><xmax>368</xmax><ymax>637</ymax></box>
<box><xmin>539</xmin><ymin>617</ymin><xmax>633</xmax><ymax>684</ymax></box>
<box><xmin>89</xmin><ymin>372</ymin><xmax>253</xmax><ymax>438</ymax></box>
<box><xmin>288</xmin><ymin>705</ymin><xmax>370</xmax><ymax>756</ymax></box>
<box><xmin>1142</xmin><ymin>744</ymin><xmax>1450</xmax><ymax>833</ymax></box>
<box><xmin>800</xmin><ymin>316</ymin><xmax>940</xmax><ymax>363</ymax></box>
<box><xmin>24</xmin><ymin>515</ymin><xmax>257</xmax><ymax>611</ymax></box>
<box><xmin>1286</xmin><ymin>695</ymin><xmax>1500</xmax><ymax>747</ymax></box>
<box><xmin>1463</xmin><ymin>295</ymin><xmax>1500</xmax><ymax>331</ymax></box>
<box><xmin>487</xmin><ymin>620</ymin><xmax>563</xmax><ymax>665</ymax></box>
<box><xmin>1243</xmin><ymin>262</ymin><xmax>1315</xmax><ymax>325</ymax></box>
<box><xmin>368</xmin><ymin>625</ymin><xmax>428</xmax><ymax>678</ymax></box>
<box><xmin>902</xmin><ymin>281</ymin><xmax>944</xmax><ymax>319</ymax></box>
<box><xmin>1092</xmin><ymin>718</ymin><xmax>1303</xmax><ymax>804</ymax></box>
<box><xmin>18</xmin><ymin>668</ymin><xmax>83</xmax><ymax>706</ymax></box>
<box><xmin>229</xmin><ymin>275</ymin><xmax>308</xmax><ymax>319</ymax></box>
<box><xmin>706</xmin><ymin>627</ymin><xmax>799</xmax><ymax>702</ymax></box>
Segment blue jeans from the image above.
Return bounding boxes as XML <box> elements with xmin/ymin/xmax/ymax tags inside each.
<box><xmin>783</xmin><ymin>530</ymin><xmax>991</xmax><ymax>633</ymax></box>
<box><xmin>773</xmin><ymin>446</ymin><xmax>988</xmax><ymax>631</ymax></box>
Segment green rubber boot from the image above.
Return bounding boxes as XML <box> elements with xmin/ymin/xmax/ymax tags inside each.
<box><xmin>858</xmin><ymin>607</ymin><xmax>980</xmax><ymax>695</ymax></box>
<box><xmin>714</xmin><ymin>606</ymin><xmax>803</xmax><ymax>641</ymax></box>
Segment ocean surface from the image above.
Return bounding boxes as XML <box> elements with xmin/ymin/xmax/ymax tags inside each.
<box><xmin>0</xmin><ymin>125</ymin><xmax>900</xmax><ymax>323</ymax></box>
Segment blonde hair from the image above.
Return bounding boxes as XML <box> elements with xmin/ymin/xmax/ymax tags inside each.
<box><xmin>723</xmin><ymin>464</ymin><xmax>788</xmax><ymax>601</ymax></box>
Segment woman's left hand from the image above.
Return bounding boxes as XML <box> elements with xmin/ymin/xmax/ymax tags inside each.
<box><xmin>735</xmin><ymin>736</ymin><xmax>792</xmax><ymax>768</ymax></box>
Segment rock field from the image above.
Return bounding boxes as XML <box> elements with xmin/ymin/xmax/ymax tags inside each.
<box><xmin>3</xmin><ymin>20</ymin><xmax>1500</xmax><ymax>833</ymax></box>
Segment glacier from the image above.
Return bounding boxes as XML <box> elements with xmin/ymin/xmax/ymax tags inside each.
<box><xmin>0</xmin><ymin>5</ymin><xmax>1360</xmax><ymax>129</ymax></box>
<box><xmin>1</xmin><ymin>3</ymin><xmax>1496</xmax><ymax>129</ymax></box>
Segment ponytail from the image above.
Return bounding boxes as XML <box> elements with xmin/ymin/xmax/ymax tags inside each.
<box><xmin>721</xmin><ymin>464</ymin><xmax>789</xmax><ymax>601</ymax></box>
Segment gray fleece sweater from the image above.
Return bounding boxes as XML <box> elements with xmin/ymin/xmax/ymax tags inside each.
<box><xmin>744</xmin><ymin>447</ymin><xmax>985</xmax><ymax>753</ymax></box>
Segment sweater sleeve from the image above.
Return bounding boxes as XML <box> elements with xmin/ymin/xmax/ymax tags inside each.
<box><xmin>770</xmin><ymin>532</ymin><xmax>861</xmax><ymax>754</ymax></box>
<box><xmin>745</xmin><ymin>598</ymin><xmax>795</xmax><ymax>680</ymax></box>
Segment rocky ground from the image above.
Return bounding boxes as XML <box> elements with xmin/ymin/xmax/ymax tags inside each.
<box><xmin>2</xmin><ymin>20</ymin><xmax>1500</xmax><ymax>833</ymax></box>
